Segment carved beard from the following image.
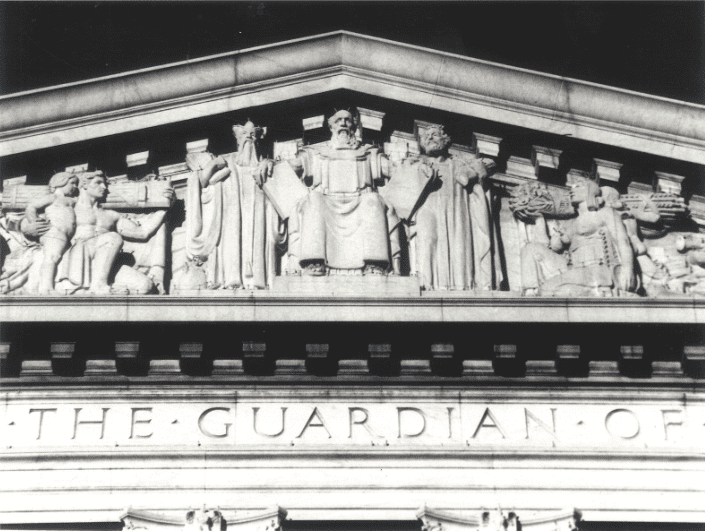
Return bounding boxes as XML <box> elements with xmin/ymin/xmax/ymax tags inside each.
<box><xmin>332</xmin><ymin>128</ymin><xmax>360</xmax><ymax>148</ymax></box>
<box><xmin>236</xmin><ymin>138</ymin><xmax>259</xmax><ymax>166</ymax></box>
<box><xmin>421</xmin><ymin>140</ymin><xmax>449</xmax><ymax>157</ymax></box>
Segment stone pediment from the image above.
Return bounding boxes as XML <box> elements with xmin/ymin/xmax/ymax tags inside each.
<box><xmin>1</xmin><ymin>31</ymin><xmax>704</xmax><ymax>164</ymax></box>
<box><xmin>2</xmin><ymin>33</ymin><xmax>705</xmax><ymax>307</ymax></box>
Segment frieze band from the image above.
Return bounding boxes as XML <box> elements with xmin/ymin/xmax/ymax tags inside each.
<box><xmin>6</xmin><ymin>402</ymin><xmax>700</xmax><ymax>447</ymax></box>
<box><xmin>1</xmin><ymin>107</ymin><xmax>703</xmax><ymax>298</ymax></box>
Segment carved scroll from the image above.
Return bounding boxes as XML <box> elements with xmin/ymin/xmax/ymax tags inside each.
<box><xmin>417</xmin><ymin>505</ymin><xmax>581</xmax><ymax>531</ymax></box>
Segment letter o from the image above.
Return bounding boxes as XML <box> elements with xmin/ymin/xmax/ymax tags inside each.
<box><xmin>604</xmin><ymin>408</ymin><xmax>640</xmax><ymax>439</ymax></box>
<box><xmin>198</xmin><ymin>407</ymin><xmax>232</xmax><ymax>439</ymax></box>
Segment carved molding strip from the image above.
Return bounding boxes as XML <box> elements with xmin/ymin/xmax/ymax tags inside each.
<box><xmin>2</xmin><ymin>297</ymin><xmax>705</xmax><ymax>323</ymax></box>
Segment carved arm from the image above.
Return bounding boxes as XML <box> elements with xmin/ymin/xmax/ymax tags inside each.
<box><xmin>19</xmin><ymin>218</ymin><xmax>50</xmax><ymax>239</ymax></box>
<box><xmin>186</xmin><ymin>153</ymin><xmax>230</xmax><ymax>188</ymax></box>
<box><xmin>115</xmin><ymin>187</ymin><xmax>173</xmax><ymax>241</ymax></box>
<box><xmin>24</xmin><ymin>193</ymin><xmax>55</xmax><ymax>223</ymax></box>
<box><xmin>608</xmin><ymin>209</ymin><xmax>636</xmax><ymax>291</ymax></box>
<box><xmin>117</xmin><ymin>210</ymin><xmax>168</xmax><ymax>241</ymax></box>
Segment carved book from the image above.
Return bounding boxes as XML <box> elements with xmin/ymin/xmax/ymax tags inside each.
<box><xmin>381</xmin><ymin>163</ymin><xmax>434</xmax><ymax>220</ymax></box>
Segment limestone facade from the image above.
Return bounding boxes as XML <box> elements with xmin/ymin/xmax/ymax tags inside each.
<box><xmin>1</xmin><ymin>31</ymin><xmax>704</xmax><ymax>530</ymax></box>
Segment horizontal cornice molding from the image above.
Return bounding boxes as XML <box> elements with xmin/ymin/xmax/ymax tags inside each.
<box><xmin>1</xmin><ymin>295</ymin><xmax>705</xmax><ymax>323</ymax></box>
<box><xmin>1</xmin><ymin>31</ymin><xmax>704</xmax><ymax>163</ymax></box>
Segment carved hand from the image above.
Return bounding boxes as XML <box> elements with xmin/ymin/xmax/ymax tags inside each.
<box><xmin>255</xmin><ymin>159</ymin><xmax>274</xmax><ymax>187</ymax></box>
<box><xmin>419</xmin><ymin>163</ymin><xmax>436</xmax><ymax>182</ymax></box>
<box><xmin>161</xmin><ymin>186</ymin><xmax>176</xmax><ymax>207</ymax></box>
<box><xmin>21</xmin><ymin>219</ymin><xmax>50</xmax><ymax>239</ymax></box>
<box><xmin>632</xmin><ymin>198</ymin><xmax>662</xmax><ymax>223</ymax></box>
<box><xmin>202</xmin><ymin>156</ymin><xmax>231</xmax><ymax>187</ymax></box>
<box><xmin>466</xmin><ymin>157</ymin><xmax>489</xmax><ymax>182</ymax></box>
<box><xmin>549</xmin><ymin>226</ymin><xmax>566</xmax><ymax>252</ymax></box>
<box><xmin>206</xmin><ymin>156</ymin><xmax>228</xmax><ymax>174</ymax></box>
<box><xmin>615</xmin><ymin>264</ymin><xmax>636</xmax><ymax>293</ymax></box>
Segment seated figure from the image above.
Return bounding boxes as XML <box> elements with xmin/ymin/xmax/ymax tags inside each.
<box><xmin>285</xmin><ymin>110</ymin><xmax>395</xmax><ymax>276</ymax></box>
<box><xmin>520</xmin><ymin>177</ymin><xmax>636</xmax><ymax>296</ymax></box>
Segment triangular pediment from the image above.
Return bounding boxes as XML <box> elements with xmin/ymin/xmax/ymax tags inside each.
<box><xmin>1</xmin><ymin>31</ymin><xmax>704</xmax><ymax>163</ymax></box>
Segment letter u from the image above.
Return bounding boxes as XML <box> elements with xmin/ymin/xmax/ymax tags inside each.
<box><xmin>253</xmin><ymin>407</ymin><xmax>287</xmax><ymax>437</ymax></box>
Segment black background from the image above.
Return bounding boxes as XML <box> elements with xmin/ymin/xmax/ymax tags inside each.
<box><xmin>1</xmin><ymin>1</ymin><xmax>703</xmax><ymax>104</ymax></box>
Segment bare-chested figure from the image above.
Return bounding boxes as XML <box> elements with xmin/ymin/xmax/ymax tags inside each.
<box><xmin>25</xmin><ymin>172</ymin><xmax>79</xmax><ymax>294</ymax></box>
<box><xmin>52</xmin><ymin>170</ymin><xmax>172</xmax><ymax>294</ymax></box>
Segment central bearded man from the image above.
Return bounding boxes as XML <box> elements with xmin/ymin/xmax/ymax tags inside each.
<box><xmin>287</xmin><ymin>110</ymin><xmax>397</xmax><ymax>275</ymax></box>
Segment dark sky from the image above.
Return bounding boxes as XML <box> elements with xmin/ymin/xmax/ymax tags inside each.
<box><xmin>1</xmin><ymin>1</ymin><xmax>704</xmax><ymax>104</ymax></box>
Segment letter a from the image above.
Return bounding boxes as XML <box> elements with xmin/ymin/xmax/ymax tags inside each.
<box><xmin>296</xmin><ymin>407</ymin><xmax>332</xmax><ymax>439</ymax></box>
<box><xmin>471</xmin><ymin>408</ymin><xmax>507</xmax><ymax>439</ymax></box>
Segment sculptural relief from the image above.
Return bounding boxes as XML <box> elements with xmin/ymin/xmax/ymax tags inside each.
<box><xmin>184</xmin><ymin>507</ymin><xmax>224</xmax><ymax>531</ymax></box>
<box><xmin>1</xmin><ymin>170</ymin><xmax>173</xmax><ymax>295</ymax></box>
<box><xmin>53</xmin><ymin>171</ymin><xmax>173</xmax><ymax>294</ymax></box>
<box><xmin>25</xmin><ymin>172</ymin><xmax>79</xmax><ymax>294</ymax></box>
<box><xmin>516</xmin><ymin>178</ymin><xmax>636</xmax><ymax>296</ymax></box>
<box><xmin>282</xmin><ymin>110</ymin><xmax>399</xmax><ymax>276</ymax></box>
<box><xmin>3</xmin><ymin>103</ymin><xmax>705</xmax><ymax>299</ymax></box>
<box><xmin>0</xmin><ymin>211</ymin><xmax>43</xmax><ymax>294</ymax></box>
<box><xmin>384</xmin><ymin>125</ymin><xmax>502</xmax><ymax>290</ymax></box>
<box><xmin>508</xmin><ymin>175</ymin><xmax>705</xmax><ymax>297</ymax></box>
<box><xmin>177</xmin><ymin>121</ymin><xmax>285</xmax><ymax>291</ymax></box>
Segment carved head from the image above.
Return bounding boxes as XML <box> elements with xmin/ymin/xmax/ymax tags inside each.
<box><xmin>233</xmin><ymin>120</ymin><xmax>266</xmax><ymax>165</ymax></box>
<box><xmin>419</xmin><ymin>126</ymin><xmax>451</xmax><ymax>157</ymax></box>
<box><xmin>328</xmin><ymin>110</ymin><xmax>359</xmax><ymax>148</ymax></box>
<box><xmin>48</xmin><ymin>172</ymin><xmax>79</xmax><ymax>197</ymax></box>
<box><xmin>600</xmin><ymin>185</ymin><xmax>624</xmax><ymax>210</ymax></box>
<box><xmin>78</xmin><ymin>170</ymin><xmax>108</xmax><ymax>202</ymax></box>
<box><xmin>570</xmin><ymin>177</ymin><xmax>604</xmax><ymax>211</ymax></box>
<box><xmin>233</xmin><ymin>120</ymin><xmax>266</xmax><ymax>146</ymax></box>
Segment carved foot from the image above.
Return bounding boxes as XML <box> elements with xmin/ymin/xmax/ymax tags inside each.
<box><xmin>302</xmin><ymin>261</ymin><xmax>326</xmax><ymax>276</ymax></box>
<box><xmin>363</xmin><ymin>262</ymin><xmax>388</xmax><ymax>276</ymax></box>
<box><xmin>523</xmin><ymin>288</ymin><xmax>539</xmax><ymax>297</ymax></box>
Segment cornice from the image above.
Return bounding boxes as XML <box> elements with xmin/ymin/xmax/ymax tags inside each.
<box><xmin>3</xmin><ymin>386</ymin><xmax>703</xmax><ymax>402</ymax></box>
<box><xmin>1</xmin><ymin>294</ymin><xmax>704</xmax><ymax>323</ymax></box>
<box><xmin>1</xmin><ymin>31</ymin><xmax>704</xmax><ymax>163</ymax></box>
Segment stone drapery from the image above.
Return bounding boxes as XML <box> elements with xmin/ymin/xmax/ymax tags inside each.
<box><xmin>185</xmin><ymin>155</ymin><xmax>283</xmax><ymax>290</ymax></box>
<box><xmin>406</xmin><ymin>156</ymin><xmax>500</xmax><ymax>291</ymax></box>
<box><xmin>291</xmin><ymin>143</ymin><xmax>393</xmax><ymax>271</ymax></box>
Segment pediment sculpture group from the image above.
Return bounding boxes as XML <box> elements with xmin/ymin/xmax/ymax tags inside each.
<box><xmin>1</xmin><ymin>107</ymin><xmax>702</xmax><ymax>297</ymax></box>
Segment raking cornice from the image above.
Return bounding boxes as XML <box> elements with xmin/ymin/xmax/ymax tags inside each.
<box><xmin>1</xmin><ymin>31</ymin><xmax>704</xmax><ymax>163</ymax></box>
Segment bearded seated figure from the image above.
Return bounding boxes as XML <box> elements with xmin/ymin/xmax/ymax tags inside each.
<box><xmin>520</xmin><ymin>178</ymin><xmax>636</xmax><ymax>297</ymax></box>
<box><xmin>286</xmin><ymin>110</ymin><xmax>395</xmax><ymax>276</ymax></box>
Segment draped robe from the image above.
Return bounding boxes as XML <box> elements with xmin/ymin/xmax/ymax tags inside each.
<box><xmin>185</xmin><ymin>152</ymin><xmax>283</xmax><ymax>289</ymax></box>
<box><xmin>409</xmin><ymin>156</ymin><xmax>499</xmax><ymax>291</ymax></box>
<box><xmin>293</xmin><ymin>143</ymin><xmax>391</xmax><ymax>271</ymax></box>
